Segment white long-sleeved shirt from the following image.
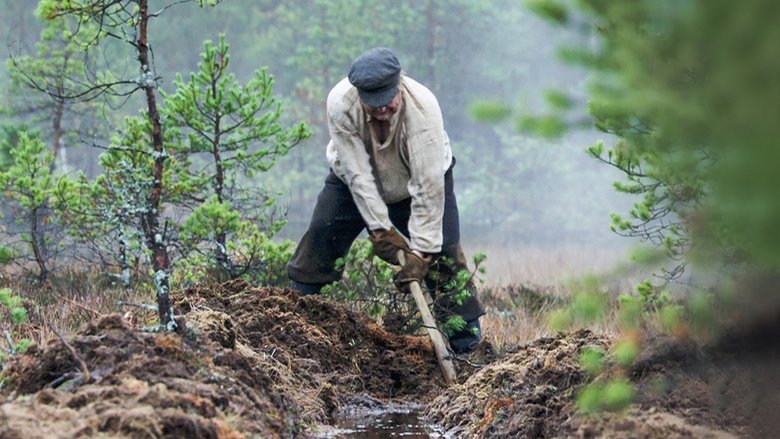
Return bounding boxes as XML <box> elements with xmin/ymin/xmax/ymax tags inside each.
<box><xmin>326</xmin><ymin>75</ymin><xmax>453</xmax><ymax>253</ymax></box>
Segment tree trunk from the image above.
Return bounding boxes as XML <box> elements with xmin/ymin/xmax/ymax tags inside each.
<box><xmin>30</xmin><ymin>206</ymin><xmax>49</xmax><ymax>283</ymax></box>
<box><xmin>211</xmin><ymin>75</ymin><xmax>230</xmax><ymax>278</ymax></box>
<box><xmin>137</xmin><ymin>0</ymin><xmax>173</xmax><ymax>328</ymax></box>
<box><xmin>51</xmin><ymin>102</ymin><xmax>63</xmax><ymax>172</ymax></box>
<box><xmin>118</xmin><ymin>225</ymin><xmax>132</xmax><ymax>289</ymax></box>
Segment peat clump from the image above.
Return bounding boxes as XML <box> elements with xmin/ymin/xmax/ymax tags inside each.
<box><xmin>1</xmin><ymin>283</ymin><xmax>445</xmax><ymax>438</ymax></box>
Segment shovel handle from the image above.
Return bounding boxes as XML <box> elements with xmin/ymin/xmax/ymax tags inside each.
<box><xmin>397</xmin><ymin>250</ymin><xmax>457</xmax><ymax>385</ymax></box>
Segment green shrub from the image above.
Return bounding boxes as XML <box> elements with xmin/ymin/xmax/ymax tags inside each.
<box><xmin>324</xmin><ymin>241</ymin><xmax>487</xmax><ymax>335</ymax></box>
<box><xmin>322</xmin><ymin>239</ymin><xmax>402</xmax><ymax>322</ymax></box>
<box><xmin>0</xmin><ymin>288</ymin><xmax>33</xmax><ymax>366</ymax></box>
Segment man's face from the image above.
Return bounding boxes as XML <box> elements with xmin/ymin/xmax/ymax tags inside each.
<box><xmin>364</xmin><ymin>91</ymin><xmax>402</xmax><ymax>121</ymax></box>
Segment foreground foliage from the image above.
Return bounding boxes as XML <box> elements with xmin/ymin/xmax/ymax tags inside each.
<box><xmin>529</xmin><ymin>0</ymin><xmax>780</xmax><ymax>275</ymax></box>
<box><xmin>525</xmin><ymin>0</ymin><xmax>780</xmax><ymax>413</ymax></box>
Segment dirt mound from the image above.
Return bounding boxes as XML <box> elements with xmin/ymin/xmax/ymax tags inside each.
<box><xmin>427</xmin><ymin>326</ymin><xmax>772</xmax><ymax>438</ymax></box>
<box><xmin>1</xmin><ymin>378</ymin><xmax>245</xmax><ymax>439</ymax></box>
<box><xmin>627</xmin><ymin>333</ymin><xmax>780</xmax><ymax>438</ymax></box>
<box><xmin>0</xmin><ymin>283</ymin><xmax>445</xmax><ymax>438</ymax></box>
<box><xmin>176</xmin><ymin>280</ymin><xmax>443</xmax><ymax>398</ymax></box>
<box><xmin>1</xmin><ymin>314</ymin><xmax>290</xmax><ymax>438</ymax></box>
<box><xmin>567</xmin><ymin>407</ymin><xmax>737</xmax><ymax>438</ymax></box>
<box><xmin>426</xmin><ymin>329</ymin><xmax>609</xmax><ymax>438</ymax></box>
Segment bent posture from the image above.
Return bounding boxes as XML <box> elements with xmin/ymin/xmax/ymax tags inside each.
<box><xmin>288</xmin><ymin>47</ymin><xmax>484</xmax><ymax>353</ymax></box>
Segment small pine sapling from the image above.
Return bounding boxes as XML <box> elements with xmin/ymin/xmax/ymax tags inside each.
<box><xmin>0</xmin><ymin>288</ymin><xmax>33</xmax><ymax>367</ymax></box>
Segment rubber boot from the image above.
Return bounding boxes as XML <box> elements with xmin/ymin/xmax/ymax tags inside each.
<box><xmin>449</xmin><ymin>318</ymin><xmax>482</xmax><ymax>354</ymax></box>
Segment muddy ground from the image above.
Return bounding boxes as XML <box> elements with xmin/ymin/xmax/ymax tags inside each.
<box><xmin>1</xmin><ymin>281</ymin><xmax>777</xmax><ymax>438</ymax></box>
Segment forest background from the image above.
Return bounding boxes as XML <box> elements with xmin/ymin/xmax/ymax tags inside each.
<box><xmin>0</xmin><ymin>0</ymin><xmax>633</xmax><ymax>292</ymax></box>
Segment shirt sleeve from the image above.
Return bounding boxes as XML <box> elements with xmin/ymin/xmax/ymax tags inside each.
<box><xmin>405</xmin><ymin>94</ymin><xmax>449</xmax><ymax>254</ymax></box>
<box><xmin>327</xmin><ymin>113</ymin><xmax>394</xmax><ymax>232</ymax></box>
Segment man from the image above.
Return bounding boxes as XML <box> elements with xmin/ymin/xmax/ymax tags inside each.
<box><xmin>287</xmin><ymin>47</ymin><xmax>484</xmax><ymax>353</ymax></box>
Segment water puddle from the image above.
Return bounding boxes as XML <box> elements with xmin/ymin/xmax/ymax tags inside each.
<box><xmin>313</xmin><ymin>396</ymin><xmax>450</xmax><ymax>438</ymax></box>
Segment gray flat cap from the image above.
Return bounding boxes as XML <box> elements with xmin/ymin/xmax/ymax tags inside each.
<box><xmin>348</xmin><ymin>47</ymin><xmax>401</xmax><ymax>107</ymax></box>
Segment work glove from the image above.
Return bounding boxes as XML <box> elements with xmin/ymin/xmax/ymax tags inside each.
<box><xmin>369</xmin><ymin>228</ymin><xmax>410</xmax><ymax>265</ymax></box>
<box><xmin>394</xmin><ymin>250</ymin><xmax>433</xmax><ymax>294</ymax></box>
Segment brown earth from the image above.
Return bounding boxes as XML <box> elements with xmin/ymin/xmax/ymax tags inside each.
<box><xmin>427</xmin><ymin>327</ymin><xmax>779</xmax><ymax>438</ymax></box>
<box><xmin>1</xmin><ymin>280</ymin><xmax>774</xmax><ymax>438</ymax></box>
<box><xmin>0</xmin><ymin>281</ymin><xmax>442</xmax><ymax>438</ymax></box>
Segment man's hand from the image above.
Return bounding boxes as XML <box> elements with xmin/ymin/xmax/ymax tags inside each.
<box><xmin>369</xmin><ymin>228</ymin><xmax>410</xmax><ymax>265</ymax></box>
<box><xmin>394</xmin><ymin>250</ymin><xmax>432</xmax><ymax>294</ymax></box>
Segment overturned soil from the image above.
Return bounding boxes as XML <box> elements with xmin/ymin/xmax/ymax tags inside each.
<box><xmin>427</xmin><ymin>327</ymin><xmax>779</xmax><ymax>438</ymax></box>
<box><xmin>1</xmin><ymin>281</ymin><xmax>441</xmax><ymax>438</ymax></box>
<box><xmin>1</xmin><ymin>281</ymin><xmax>774</xmax><ymax>438</ymax></box>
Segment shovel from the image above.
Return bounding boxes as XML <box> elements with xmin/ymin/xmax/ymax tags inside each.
<box><xmin>397</xmin><ymin>250</ymin><xmax>457</xmax><ymax>385</ymax></box>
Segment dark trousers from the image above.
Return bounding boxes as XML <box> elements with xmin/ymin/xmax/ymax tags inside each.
<box><xmin>287</xmin><ymin>164</ymin><xmax>485</xmax><ymax>322</ymax></box>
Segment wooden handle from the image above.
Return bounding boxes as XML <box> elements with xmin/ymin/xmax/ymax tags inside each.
<box><xmin>398</xmin><ymin>250</ymin><xmax>457</xmax><ymax>385</ymax></box>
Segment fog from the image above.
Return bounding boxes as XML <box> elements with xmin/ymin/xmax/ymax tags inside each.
<box><xmin>1</xmin><ymin>1</ymin><xmax>636</xmax><ymax>284</ymax></box>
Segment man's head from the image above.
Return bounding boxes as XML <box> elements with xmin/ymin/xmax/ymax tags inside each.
<box><xmin>348</xmin><ymin>47</ymin><xmax>402</xmax><ymax>109</ymax></box>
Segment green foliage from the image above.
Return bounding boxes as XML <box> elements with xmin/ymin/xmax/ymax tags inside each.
<box><xmin>0</xmin><ymin>125</ymin><xmax>39</xmax><ymax>171</ymax></box>
<box><xmin>1</xmin><ymin>132</ymin><xmax>54</xmax><ymax>206</ymax></box>
<box><xmin>324</xmin><ymin>242</ymin><xmax>487</xmax><ymax>335</ymax></box>
<box><xmin>615</xmin><ymin>279</ymin><xmax>673</xmax><ymax>331</ymax></box>
<box><xmin>517</xmin><ymin>114</ymin><xmax>567</xmax><ymax>138</ymax></box>
<box><xmin>473</xmin><ymin>252</ymin><xmax>488</xmax><ymax>268</ymax></box>
<box><xmin>0</xmin><ymin>246</ymin><xmax>15</xmax><ymax>265</ymax></box>
<box><xmin>636</xmin><ymin>280</ymin><xmax>671</xmax><ymax>308</ymax></box>
<box><xmin>228</xmin><ymin>223</ymin><xmax>294</xmax><ymax>287</ymax></box>
<box><xmin>547</xmin><ymin>275</ymin><xmax>608</xmax><ymax>331</ymax></box>
<box><xmin>571</xmin><ymin>290</ymin><xmax>607</xmax><ymax>322</ymax></box>
<box><xmin>530</xmin><ymin>0</ymin><xmax>780</xmax><ymax>274</ymax></box>
<box><xmin>577</xmin><ymin>379</ymin><xmax>635</xmax><ymax>414</ymax></box>
<box><xmin>526</xmin><ymin>0</ymin><xmax>569</xmax><ymax>24</ymax></box>
<box><xmin>434</xmin><ymin>253</ymin><xmax>487</xmax><ymax>336</ymax></box>
<box><xmin>547</xmin><ymin>308</ymin><xmax>574</xmax><ymax>331</ymax></box>
<box><xmin>441</xmin><ymin>261</ymin><xmax>478</xmax><ymax>307</ymax></box>
<box><xmin>0</xmin><ymin>131</ymin><xmax>76</xmax><ymax>280</ymax></box>
<box><xmin>612</xmin><ymin>339</ymin><xmax>640</xmax><ymax>367</ymax></box>
<box><xmin>322</xmin><ymin>239</ymin><xmax>400</xmax><ymax>321</ymax></box>
<box><xmin>163</xmin><ymin>35</ymin><xmax>310</xmax><ymax>180</ymax></box>
<box><xmin>442</xmin><ymin>315</ymin><xmax>467</xmax><ymax>338</ymax></box>
<box><xmin>526</xmin><ymin>3</ymin><xmax>780</xmax><ymax>415</ymax></box>
<box><xmin>0</xmin><ymin>289</ymin><xmax>25</xmax><ymax>324</ymax></box>
<box><xmin>5</xmin><ymin>14</ymin><xmax>105</xmax><ymax>160</ymax></box>
<box><xmin>579</xmin><ymin>345</ymin><xmax>606</xmax><ymax>376</ymax></box>
<box><xmin>2</xmin><ymin>4</ymin><xmax>309</xmax><ymax>298</ymax></box>
<box><xmin>657</xmin><ymin>303</ymin><xmax>684</xmax><ymax>334</ymax></box>
<box><xmin>181</xmin><ymin>197</ymin><xmax>240</xmax><ymax>241</ymax></box>
<box><xmin>32</xmin><ymin>0</ymin><xmax>186</xmax><ymax>327</ymax></box>
<box><xmin>470</xmin><ymin>100</ymin><xmax>511</xmax><ymax>123</ymax></box>
<box><xmin>0</xmin><ymin>288</ymin><xmax>33</xmax><ymax>364</ymax></box>
<box><xmin>576</xmin><ymin>341</ymin><xmax>637</xmax><ymax>413</ymax></box>
<box><xmin>175</xmin><ymin>199</ymin><xmax>294</xmax><ymax>287</ymax></box>
<box><xmin>164</xmin><ymin>35</ymin><xmax>310</xmax><ymax>283</ymax></box>
<box><xmin>544</xmin><ymin>90</ymin><xmax>573</xmax><ymax>110</ymax></box>
<box><xmin>62</xmin><ymin>115</ymin><xmax>170</xmax><ymax>287</ymax></box>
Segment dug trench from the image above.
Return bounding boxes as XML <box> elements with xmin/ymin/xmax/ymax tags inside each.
<box><xmin>0</xmin><ymin>281</ymin><xmax>776</xmax><ymax>438</ymax></box>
